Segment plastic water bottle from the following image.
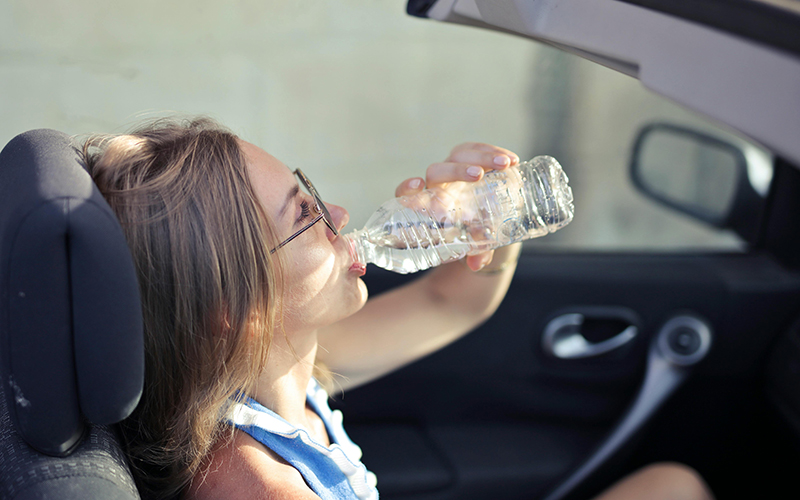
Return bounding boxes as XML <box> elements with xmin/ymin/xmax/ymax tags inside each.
<box><xmin>345</xmin><ymin>155</ymin><xmax>574</xmax><ymax>274</ymax></box>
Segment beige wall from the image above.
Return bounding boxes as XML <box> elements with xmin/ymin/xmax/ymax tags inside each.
<box><xmin>0</xmin><ymin>1</ymin><xmax>753</xmax><ymax>250</ymax></box>
<box><xmin>0</xmin><ymin>1</ymin><xmax>539</xmax><ymax>228</ymax></box>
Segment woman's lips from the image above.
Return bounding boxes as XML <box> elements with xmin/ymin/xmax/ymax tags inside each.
<box><xmin>342</xmin><ymin>234</ymin><xmax>365</xmax><ymax>276</ymax></box>
<box><xmin>349</xmin><ymin>262</ymin><xmax>366</xmax><ymax>276</ymax></box>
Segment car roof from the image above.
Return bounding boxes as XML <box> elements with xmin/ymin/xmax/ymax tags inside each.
<box><xmin>616</xmin><ymin>0</ymin><xmax>800</xmax><ymax>58</ymax></box>
<box><xmin>410</xmin><ymin>0</ymin><xmax>800</xmax><ymax>167</ymax></box>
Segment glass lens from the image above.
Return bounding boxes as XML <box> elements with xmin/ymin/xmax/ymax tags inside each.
<box><xmin>296</xmin><ymin>169</ymin><xmax>338</xmax><ymax>236</ymax></box>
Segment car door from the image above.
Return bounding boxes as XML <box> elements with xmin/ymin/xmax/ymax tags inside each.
<box><xmin>339</xmin><ymin>251</ymin><xmax>800</xmax><ymax>499</ymax></box>
<box><xmin>329</xmin><ymin>2</ymin><xmax>800</xmax><ymax>499</ymax></box>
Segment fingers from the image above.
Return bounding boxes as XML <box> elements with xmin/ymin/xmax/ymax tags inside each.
<box><xmin>464</xmin><ymin>251</ymin><xmax>494</xmax><ymax>271</ymax></box>
<box><xmin>425</xmin><ymin>162</ymin><xmax>487</xmax><ymax>187</ymax></box>
<box><xmin>404</xmin><ymin>142</ymin><xmax>521</xmax><ymax>193</ymax></box>
<box><xmin>448</xmin><ymin>142</ymin><xmax>520</xmax><ymax>167</ymax></box>
<box><xmin>425</xmin><ymin>143</ymin><xmax>520</xmax><ymax>189</ymax></box>
<box><xmin>395</xmin><ymin>177</ymin><xmax>425</xmax><ymax>197</ymax></box>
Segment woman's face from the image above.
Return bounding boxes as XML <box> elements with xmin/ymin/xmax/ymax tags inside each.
<box><xmin>240</xmin><ymin>141</ymin><xmax>368</xmax><ymax>334</ymax></box>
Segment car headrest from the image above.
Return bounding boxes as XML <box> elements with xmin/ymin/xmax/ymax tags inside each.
<box><xmin>0</xmin><ymin>129</ymin><xmax>144</xmax><ymax>457</ymax></box>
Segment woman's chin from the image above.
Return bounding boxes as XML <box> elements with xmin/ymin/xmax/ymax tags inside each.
<box><xmin>354</xmin><ymin>277</ymin><xmax>369</xmax><ymax>310</ymax></box>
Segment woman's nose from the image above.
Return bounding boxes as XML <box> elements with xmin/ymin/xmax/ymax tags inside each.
<box><xmin>326</xmin><ymin>202</ymin><xmax>349</xmax><ymax>238</ymax></box>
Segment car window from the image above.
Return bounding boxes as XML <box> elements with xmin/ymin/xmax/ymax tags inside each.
<box><xmin>0</xmin><ymin>1</ymin><xmax>771</xmax><ymax>252</ymax></box>
<box><xmin>523</xmin><ymin>48</ymin><xmax>773</xmax><ymax>252</ymax></box>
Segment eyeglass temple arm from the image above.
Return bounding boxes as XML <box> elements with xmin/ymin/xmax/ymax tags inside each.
<box><xmin>269</xmin><ymin>213</ymin><xmax>325</xmax><ymax>254</ymax></box>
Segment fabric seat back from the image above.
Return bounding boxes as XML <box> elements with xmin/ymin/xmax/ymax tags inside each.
<box><xmin>0</xmin><ymin>129</ymin><xmax>144</xmax><ymax>499</ymax></box>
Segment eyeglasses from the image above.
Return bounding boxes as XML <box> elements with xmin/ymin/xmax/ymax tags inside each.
<box><xmin>270</xmin><ymin>169</ymin><xmax>338</xmax><ymax>254</ymax></box>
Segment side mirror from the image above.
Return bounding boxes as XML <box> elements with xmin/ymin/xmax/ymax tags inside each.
<box><xmin>630</xmin><ymin>123</ymin><xmax>768</xmax><ymax>244</ymax></box>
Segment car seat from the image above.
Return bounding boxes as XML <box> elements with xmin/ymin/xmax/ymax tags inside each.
<box><xmin>0</xmin><ymin>129</ymin><xmax>144</xmax><ymax>500</ymax></box>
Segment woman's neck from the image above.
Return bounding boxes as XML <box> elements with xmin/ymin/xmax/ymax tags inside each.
<box><xmin>251</xmin><ymin>329</ymin><xmax>319</xmax><ymax>429</ymax></box>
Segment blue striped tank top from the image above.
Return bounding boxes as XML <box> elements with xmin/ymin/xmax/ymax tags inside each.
<box><xmin>228</xmin><ymin>379</ymin><xmax>379</xmax><ymax>500</ymax></box>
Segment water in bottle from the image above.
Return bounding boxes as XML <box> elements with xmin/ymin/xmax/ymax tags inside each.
<box><xmin>346</xmin><ymin>155</ymin><xmax>574</xmax><ymax>274</ymax></box>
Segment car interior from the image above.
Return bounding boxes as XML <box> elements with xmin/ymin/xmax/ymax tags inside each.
<box><xmin>2</xmin><ymin>1</ymin><xmax>800</xmax><ymax>500</ymax></box>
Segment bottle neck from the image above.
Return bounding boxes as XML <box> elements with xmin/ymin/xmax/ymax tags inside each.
<box><xmin>344</xmin><ymin>229</ymin><xmax>369</xmax><ymax>266</ymax></box>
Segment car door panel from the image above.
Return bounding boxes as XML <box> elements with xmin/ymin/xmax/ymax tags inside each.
<box><xmin>335</xmin><ymin>253</ymin><xmax>800</xmax><ymax>499</ymax></box>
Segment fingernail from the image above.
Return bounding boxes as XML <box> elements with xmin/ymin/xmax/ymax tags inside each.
<box><xmin>467</xmin><ymin>166</ymin><xmax>483</xmax><ymax>178</ymax></box>
<box><xmin>409</xmin><ymin>178</ymin><xmax>422</xmax><ymax>189</ymax></box>
<box><xmin>494</xmin><ymin>155</ymin><xmax>510</xmax><ymax>166</ymax></box>
<box><xmin>510</xmin><ymin>154</ymin><xmax>519</xmax><ymax>164</ymax></box>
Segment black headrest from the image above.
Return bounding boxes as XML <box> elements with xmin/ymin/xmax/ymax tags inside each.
<box><xmin>0</xmin><ymin>129</ymin><xmax>144</xmax><ymax>457</ymax></box>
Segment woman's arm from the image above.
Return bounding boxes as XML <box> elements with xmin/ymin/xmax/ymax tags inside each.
<box><xmin>317</xmin><ymin>143</ymin><xmax>522</xmax><ymax>391</ymax></box>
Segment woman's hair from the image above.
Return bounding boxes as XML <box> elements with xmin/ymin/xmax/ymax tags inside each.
<box><xmin>83</xmin><ymin>117</ymin><xmax>282</xmax><ymax>498</ymax></box>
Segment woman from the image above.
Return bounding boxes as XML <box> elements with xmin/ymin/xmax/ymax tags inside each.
<box><xmin>84</xmin><ymin>117</ymin><xmax>713</xmax><ymax>500</ymax></box>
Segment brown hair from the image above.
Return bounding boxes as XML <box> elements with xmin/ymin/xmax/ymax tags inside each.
<box><xmin>83</xmin><ymin>117</ymin><xmax>281</xmax><ymax>498</ymax></box>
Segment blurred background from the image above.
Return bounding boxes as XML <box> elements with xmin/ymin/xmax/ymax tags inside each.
<box><xmin>0</xmin><ymin>0</ymin><xmax>761</xmax><ymax>251</ymax></box>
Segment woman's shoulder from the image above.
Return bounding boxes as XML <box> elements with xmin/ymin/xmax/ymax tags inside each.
<box><xmin>186</xmin><ymin>429</ymin><xmax>319</xmax><ymax>500</ymax></box>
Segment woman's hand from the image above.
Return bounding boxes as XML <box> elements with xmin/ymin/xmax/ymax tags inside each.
<box><xmin>395</xmin><ymin>142</ymin><xmax>520</xmax><ymax>271</ymax></box>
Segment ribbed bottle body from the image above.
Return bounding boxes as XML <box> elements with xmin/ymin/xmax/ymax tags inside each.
<box><xmin>347</xmin><ymin>156</ymin><xmax>573</xmax><ymax>274</ymax></box>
